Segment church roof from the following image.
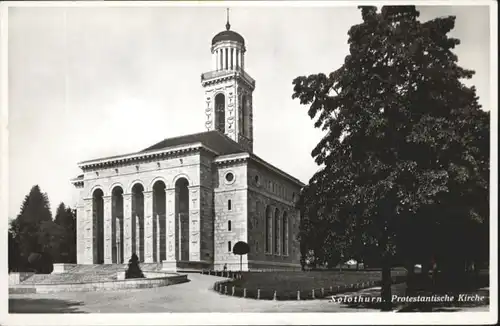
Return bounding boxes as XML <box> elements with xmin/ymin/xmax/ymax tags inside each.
<box><xmin>141</xmin><ymin>130</ymin><xmax>245</xmax><ymax>155</ymax></box>
<box><xmin>77</xmin><ymin>130</ymin><xmax>304</xmax><ymax>187</ymax></box>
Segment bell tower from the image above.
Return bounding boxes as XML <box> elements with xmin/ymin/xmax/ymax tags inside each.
<box><xmin>201</xmin><ymin>9</ymin><xmax>255</xmax><ymax>152</ymax></box>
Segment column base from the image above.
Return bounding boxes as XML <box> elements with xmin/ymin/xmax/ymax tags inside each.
<box><xmin>162</xmin><ymin>260</ymin><xmax>177</xmax><ymax>272</ymax></box>
<box><xmin>161</xmin><ymin>260</ymin><xmax>213</xmax><ymax>272</ymax></box>
<box><xmin>52</xmin><ymin>263</ymin><xmax>78</xmax><ymax>274</ymax></box>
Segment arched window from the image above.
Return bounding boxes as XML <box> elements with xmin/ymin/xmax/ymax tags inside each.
<box><xmin>274</xmin><ymin>208</ymin><xmax>280</xmax><ymax>254</ymax></box>
<box><xmin>228</xmin><ymin>220</ymin><xmax>232</xmax><ymax>231</ymax></box>
<box><xmin>282</xmin><ymin>212</ymin><xmax>288</xmax><ymax>256</ymax></box>
<box><xmin>215</xmin><ymin>93</ymin><xmax>226</xmax><ymax>133</ymax></box>
<box><xmin>265</xmin><ymin>206</ymin><xmax>272</xmax><ymax>253</ymax></box>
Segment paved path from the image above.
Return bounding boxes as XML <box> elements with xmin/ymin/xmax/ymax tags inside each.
<box><xmin>9</xmin><ymin>274</ymin><xmax>375</xmax><ymax>313</ymax></box>
<box><xmin>9</xmin><ymin>274</ymin><xmax>490</xmax><ymax>313</ymax></box>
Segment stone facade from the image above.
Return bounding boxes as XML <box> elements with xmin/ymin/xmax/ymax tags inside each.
<box><xmin>72</xmin><ymin>21</ymin><xmax>304</xmax><ymax>272</ymax></box>
<box><xmin>73</xmin><ymin>146</ymin><xmax>303</xmax><ymax>271</ymax></box>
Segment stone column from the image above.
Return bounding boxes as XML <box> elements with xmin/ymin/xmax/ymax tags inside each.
<box><xmin>76</xmin><ymin>202</ymin><xmax>85</xmax><ymax>264</ymax></box>
<box><xmin>189</xmin><ymin>186</ymin><xmax>201</xmax><ymax>261</ymax></box>
<box><xmin>83</xmin><ymin>198</ymin><xmax>94</xmax><ymax>264</ymax></box>
<box><xmin>162</xmin><ymin>188</ymin><xmax>176</xmax><ymax>271</ymax></box>
<box><xmin>103</xmin><ymin>195</ymin><xmax>112</xmax><ymax>264</ymax></box>
<box><xmin>123</xmin><ymin>193</ymin><xmax>132</xmax><ymax>261</ymax></box>
<box><xmin>222</xmin><ymin>48</ymin><xmax>227</xmax><ymax>70</ymax></box>
<box><xmin>135</xmin><ymin>214</ymin><xmax>140</xmax><ymax>259</ymax></box>
<box><xmin>116</xmin><ymin>217</ymin><xmax>122</xmax><ymax>264</ymax></box>
<box><xmin>221</xmin><ymin>49</ymin><xmax>224</xmax><ymax>70</ymax></box>
<box><xmin>241</xmin><ymin>51</ymin><xmax>244</xmax><ymax>70</ymax></box>
<box><xmin>236</xmin><ymin>49</ymin><xmax>239</xmax><ymax>69</ymax></box>
<box><xmin>216</xmin><ymin>49</ymin><xmax>220</xmax><ymax>70</ymax></box>
<box><xmin>212</xmin><ymin>50</ymin><xmax>216</xmax><ymax>70</ymax></box>
<box><xmin>156</xmin><ymin>214</ymin><xmax>161</xmax><ymax>262</ymax></box>
<box><xmin>144</xmin><ymin>190</ymin><xmax>154</xmax><ymax>263</ymax></box>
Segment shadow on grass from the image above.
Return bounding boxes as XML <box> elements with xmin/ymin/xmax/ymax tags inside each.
<box><xmin>9</xmin><ymin>298</ymin><xmax>87</xmax><ymax>313</ymax></box>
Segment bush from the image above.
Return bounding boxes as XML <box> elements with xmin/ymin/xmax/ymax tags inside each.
<box><xmin>27</xmin><ymin>252</ymin><xmax>54</xmax><ymax>274</ymax></box>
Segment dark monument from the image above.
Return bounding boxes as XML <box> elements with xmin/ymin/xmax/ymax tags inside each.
<box><xmin>125</xmin><ymin>253</ymin><xmax>145</xmax><ymax>279</ymax></box>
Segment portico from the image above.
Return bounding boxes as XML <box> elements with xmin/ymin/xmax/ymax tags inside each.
<box><xmin>72</xmin><ymin>146</ymin><xmax>208</xmax><ymax>271</ymax></box>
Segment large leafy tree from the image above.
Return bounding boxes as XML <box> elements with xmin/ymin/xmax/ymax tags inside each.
<box><xmin>293</xmin><ymin>6</ymin><xmax>489</xmax><ymax>310</ymax></box>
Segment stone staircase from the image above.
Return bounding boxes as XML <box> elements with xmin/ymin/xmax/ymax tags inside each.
<box><xmin>20</xmin><ymin>263</ymin><xmax>164</xmax><ymax>285</ymax></box>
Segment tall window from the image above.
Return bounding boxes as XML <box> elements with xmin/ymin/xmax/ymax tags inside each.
<box><xmin>282</xmin><ymin>212</ymin><xmax>288</xmax><ymax>255</ymax></box>
<box><xmin>215</xmin><ymin>93</ymin><xmax>226</xmax><ymax>133</ymax></box>
<box><xmin>228</xmin><ymin>241</ymin><xmax>232</xmax><ymax>252</ymax></box>
<box><xmin>274</xmin><ymin>208</ymin><xmax>280</xmax><ymax>254</ymax></box>
<box><xmin>265</xmin><ymin>206</ymin><xmax>272</xmax><ymax>253</ymax></box>
<box><xmin>255</xmin><ymin>201</ymin><xmax>261</xmax><ymax>229</ymax></box>
<box><xmin>228</xmin><ymin>220</ymin><xmax>232</xmax><ymax>231</ymax></box>
<box><xmin>227</xmin><ymin>199</ymin><xmax>232</xmax><ymax>211</ymax></box>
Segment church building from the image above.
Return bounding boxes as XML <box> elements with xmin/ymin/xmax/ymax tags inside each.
<box><xmin>71</xmin><ymin>16</ymin><xmax>304</xmax><ymax>271</ymax></box>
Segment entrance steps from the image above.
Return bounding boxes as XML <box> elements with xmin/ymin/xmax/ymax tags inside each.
<box><xmin>20</xmin><ymin>263</ymin><xmax>164</xmax><ymax>285</ymax></box>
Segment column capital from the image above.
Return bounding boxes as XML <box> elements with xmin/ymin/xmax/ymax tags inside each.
<box><xmin>123</xmin><ymin>193</ymin><xmax>132</xmax><ymax>199</ymax></box>
<box><xmin>165</xmin><ymin>188</ymin><xmax>175</xmax><ymax>194</ymax></box>
<box><xmin>143</xmin><ymin>190</ymin><xmax>153</xmax><ymax>198</ymax></box>
<box><xmin>103</xmin><ymin>195</ymin><xmax>112</xmax><ymax>201</ymax></box>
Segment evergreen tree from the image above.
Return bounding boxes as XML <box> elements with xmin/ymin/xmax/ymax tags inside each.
<box><xmin>54</xmin><ymin>203</ymin><xmax>77</xmax><ymax>263</ymax></box>
<box><xmin>15</xmin><ymin>185</ymin><xmax>53</xmax><ymax>261</ymax></box>
<box><xmin>54</xmin><ymin>202</ymin><xmax>67</xmax><ymax>226</ymax></box>
<box><xmin>293</xmin><ymin>6</ymin><xmax>489</xmax><ymax>311</ymax></box>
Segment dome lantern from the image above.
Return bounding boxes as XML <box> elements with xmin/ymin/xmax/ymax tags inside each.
<box><xmin>211</xmin><ymin>8</ymin><xmax>245</xmax><ymax>46</ymax></box>
<box><xmin>210</xmin><ymin>8</ymin><xmax>246</xmax><ymax>72</ymax></box>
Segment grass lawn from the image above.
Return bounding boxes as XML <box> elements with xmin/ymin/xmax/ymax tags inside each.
<box><xmin>222</xmin><ymin>269</ymin><xmax>407</xmax><ymax>300</ymax></box>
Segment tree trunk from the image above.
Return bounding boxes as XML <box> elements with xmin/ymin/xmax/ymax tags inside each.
<box><xmin>381</xmin><ymin>251</ymin><xmax>392</xmax><ymax>311</ymax></box>
<box><xmin>405</xmin><ymin>261</ymin><xmax>415</xmax><ymax>296</ymax></box>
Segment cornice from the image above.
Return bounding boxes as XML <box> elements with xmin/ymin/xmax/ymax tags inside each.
<box><xmin>213</xmin><ymin>153</ymin><xmax>251</xmax><ymax>166</ymax></box>
<box><xmin>78</xmin><ymin>143</ymin><xmax>219</xmax><ymax>172</ymax></box>
<box><xmin>211</xmin><ymin>41</ymin><xmax>246</xmax><ymax>52</ymax></box>
<box><xmin>71</xmin><ymin>176</ymin><xmax>84</xmax><ymax>188</ymax></box>
<box><xmin>249</xmin><ymin>155</ymin><xmax>305</xmax><ymax>188</ymax></box>
<box><xmin>201</xmin><ymin>71</ymin><xmax>255</xmax><ymax>90</ymax></box>
<box><xmin>213</xmin><ymin>152</ymin><xmax>305</xmax><ymax>188</ymax></box>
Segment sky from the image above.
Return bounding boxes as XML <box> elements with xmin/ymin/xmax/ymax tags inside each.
<box><xmin>6</xmin><ymin>3</ymin><xmax>491</xmax><ymax>219</ymax></box>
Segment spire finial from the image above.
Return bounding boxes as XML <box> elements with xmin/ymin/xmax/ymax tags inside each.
<box><xmin>226</xmin><ymin>8</ymin><xmax>230</xmax><ymax>30</ymax></box>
